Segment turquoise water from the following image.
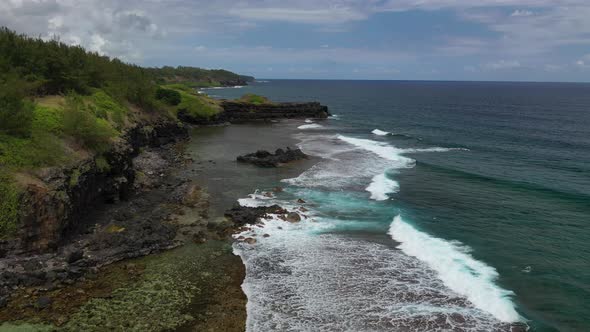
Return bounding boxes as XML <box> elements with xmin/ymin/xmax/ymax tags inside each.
<box><xmin>211</xmin><ymin>80</ymin><xmax>590</xmax><ymax>331</ymax></box>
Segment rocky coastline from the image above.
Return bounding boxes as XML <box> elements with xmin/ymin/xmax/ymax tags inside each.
<box><xmin>237</xmin><ymin>147</ymin><xmax>308</xmax><ymax>167</ymax></box>
<box><xmin>179</xmin><ymin>100</ymin><xmax>330</xmax><ymax>125</ymax></box>
<box><xmin>0</xmin><ymin>99</ymin><xmax>329</xmax><ymax>330</ymax></box>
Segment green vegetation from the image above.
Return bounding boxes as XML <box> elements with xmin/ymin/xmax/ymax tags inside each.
<box><xmin>177</xmin><ymin>91</ymin><xmax>221</xmax><ymax>119</ymax></box>
<box><xmin>0</xmin><ymin>27</ymin><xmax>252</xmax><ymax>238</ymax></box>
<box><xmin>160</xmin><ymin>84</ymin><xmax>221</xmax><ymax>119</ymax></box>
<box><xmin>0</xmin><ymin>75</ymin><xmax>35</xmax><ymax>138</ymax></box>
<box><xmin>156</xmin><ymin>88</ymin><xmax>182</xmax><ymax>106</ymax></box>
<box><xmin>238</xmin><ymin>93</ymin><xmax>272</xmax><ymax>105</ymax></box>
<box><xmin>62</xmin><ymin>94</ymin><xmax>118</xmax><ymax>153</ymax></box>
<box><xmin>89</xmin><ymin>90</ymin><xmax>128</xmax><ymax>128</ymax></box>
<box><xmin>0</xmin><ymin>171</ymin><xmax>20</xmax><ymax>239</ymax></box>
<box><xmin>147</xmin><ymin>66</ymin><xmax>254</xmax><ymax>87</ymax></box>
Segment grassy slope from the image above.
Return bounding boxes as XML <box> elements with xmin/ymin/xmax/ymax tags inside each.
<box><xmin>0</xmin><ymin>91</ymin><xmax>130</xmax><ymax>238</ymax></box>
<box><xmin>162</xmin><ymin>84</ymin><xmax>222</xmax><ymax>119</ymax></box>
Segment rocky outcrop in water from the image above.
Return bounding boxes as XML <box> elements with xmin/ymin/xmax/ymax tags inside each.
<box><xmin>224</xmin><ymin>204</ymin><xmax>287</xmax><ymax>226</ymax></box>
<box><xmin>237</xmin><ymin>147</ymin><xmax>307</xmax><ymax>167</ymax></box>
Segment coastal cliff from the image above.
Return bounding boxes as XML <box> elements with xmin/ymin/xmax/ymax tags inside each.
<box><xmin>0</xmin><ymin>120</ymin><xmax>188</xmax><ymax>256</ymax></box>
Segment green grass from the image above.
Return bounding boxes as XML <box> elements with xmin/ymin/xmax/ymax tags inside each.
<box><xmin>238</xmin><ymin>94</ymin><xmax>271</xmax><ymax>105</ymax></box>
<box><xmin>161</xmin><ymin>85</ymin><xmax>221</xmax><ymax>119</ymax></box>
<box><xmin>162</xmin><ymin>81</ymin><xmax>222</xmax><ymax>90</ymax></box>
<box><xmin>0</xmin><ymin>133</ymin><xmax>66</xmax><ymax>169</ymax></box>
<box><xmin>161</xmin><ymin>83</ymin><xmax>195</xmax><ymax>93</ymax></box>
<box><xmin>32</xmin><ymin>104</ymin><xmax>64</xmax><ymax>134</ymax></box>
<box><xmin>177</xmin><ymin>91</ymin><xmax>221</xmax><ymax>119</ymax></box>
<box><xmin>89</xmin><ymin>90</ymin><xmax>128</xmax><ymax>129</ymax></box>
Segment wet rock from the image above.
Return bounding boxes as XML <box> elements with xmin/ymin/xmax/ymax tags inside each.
<box><xmin>263</xmin><ymin>234</ymin><xmax>270</xmax><ymax>238</ymax></box>
<box><xmin>244</xmin><ymin>238</ymin><xmax>257</xmax><ymax>245</ymax></box>
<box><xmin>224</xmin><ymin>204</ymin><xmax>287</xmax><ymax>226</ymax></box>
<box><xmin>273</xmin><ymin>187</ymin><xmax>283</xmax><ymax>192</ymax></box>
<box><xmin>297</xmin><ymin>198</ymin><xmax>306</xmax><ymax>204</ymax></box>
<box><xmin>286</xmin><ymin>212</ymin><xmax>301</xmax><ymax>223</ymax></box>
<box><xmin>236</xmin><ymin>147</ymin><xmax>307</xmax><ymax>168</ymax></box>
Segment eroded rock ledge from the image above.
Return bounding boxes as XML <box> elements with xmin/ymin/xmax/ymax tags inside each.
<box><xmin>0</xmin><ymin>119</ymin><xmax>188</xmax><ymax>257</ymax></box>
<box><xmin>179</xmin><ymin>101</ymin><xmax>330</xmax><ymax>124</ymax></box>
<box><xmin>237</xmin><ymin>147</ymin><xmax>308</xmax><ymax>167</ymax></box>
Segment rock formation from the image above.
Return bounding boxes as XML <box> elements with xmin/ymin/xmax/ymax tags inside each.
<box><xmin>237</xmin><ymin>147</ymin><xmax>307</xmax><ymax>167</ymax></box>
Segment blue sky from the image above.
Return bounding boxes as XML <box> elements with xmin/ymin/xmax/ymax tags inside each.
<box><xmin>2</xmin><ymin>0</ymin><xmax>590</xmax><ymax>82</ymax></box>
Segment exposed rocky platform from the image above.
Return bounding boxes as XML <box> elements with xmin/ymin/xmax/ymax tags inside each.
<box><xmin>179</xmin><ymin>101</ymin><xmax>329</xmax><ymax>124</ymax></box>
<box><xmin>237</xmin><ymin>147</ymin><xmax>308</xmax><ymax>167</ymax></box>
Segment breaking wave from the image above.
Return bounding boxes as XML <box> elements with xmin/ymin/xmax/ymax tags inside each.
<box><xmin>389</xmin><ymin>215</ymin><xmax>522</xmax><ymax>323</ymax></box>
<box><xmin>372</xmin><ymin>129</ymin><xmax>390</xmax><ymax>136</ymax></box>
<box><xmin>366</xmin><ymin>173</ymin><xmax>399</xmax><ymax>200</ymax></box>
<box><xmin>298</xmin><ymin>123</ymin><xmax>324</xmax><ymax>130</ymax></box>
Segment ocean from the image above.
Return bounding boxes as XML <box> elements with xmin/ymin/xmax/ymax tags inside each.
<box><xmin>206</xmin><ymin>80</ymin><xmax>590</xmax><ymax>331</ymax></box>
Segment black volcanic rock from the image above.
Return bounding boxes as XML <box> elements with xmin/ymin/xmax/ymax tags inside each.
<box><xmin>178</xmin><ymin>101</ymin><xmax>330</xmax><ymax>125</ymax></box>
<box><xmin>225</xmin><ymin>204</ymin><xmax>287</xmax><ymax>226</ymax></box>
<box><xmin>237</xmin><ymin>147</ymin><xmax>307</xmax><ymax>167</ymax></box>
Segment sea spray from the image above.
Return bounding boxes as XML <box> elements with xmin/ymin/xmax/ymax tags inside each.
<box><xmin>372</xmin><ymin>129</ymin><xmax>390</xmax><ymax>136</ymax></box>
<box><xmin>366</xmin><ymin>173</ymin><xmax>399</xmax><ymax>200</ymax></box>
<box><xmin>388</xmin><ymin>215</ymin><xmax>522</xmax><ymax>323</ymax></box>
<box><xmin>298</xmin><ymin>123</ymin><xmax>324</xmax><ymax>130</ymax></box>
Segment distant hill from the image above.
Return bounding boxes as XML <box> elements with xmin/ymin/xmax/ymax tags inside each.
<box><xmin>147</xmin><ymin>66</ymin><xmax>255</xmax><ymax>87</ymax></box>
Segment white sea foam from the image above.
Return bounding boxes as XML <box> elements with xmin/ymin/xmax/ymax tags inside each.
<box><xmin>304</xmin><ymin>119</ymin><xmax>314</xmax><ymax>123</ymax></box>
<box><xmin>366</xmin><ymin>173</ymin><xmax>399</xmax><ymax>200</ymax></box>
<box><xmin>372</xmin><ymin>129</ymin><xmax>390</xmax><ymax>136</ymax></box>
<box><xmin>237</xmin><ymin>190</ymin><xmax>277</xmax><ymax>207</ymax></box>
<box><xmin>389</xmin><ymin>215</ymin><xmax>522</xmax><ymax>323</ymax></box>
<box><xmin>234</xmin><ymin>199</ymin><xmax>511</xmax><ymax>331</ymax></box>
<box><xmin>403</xmin><ymin>147</ymin><xmax>470</xmax><ymax>153</ymax></box>
<box><xmin>298</xmin><ymin>123</ymin><xmax>324</xmax><ymax>130</ymax></box>
<box><xmin>235</xmin><ymin>132</ymin><xmax>516</xmax><ymax>331</ymax></box>
<box><xmin>337</xmin><ymin>135</ymin><xmax>416</xmax><ymax>168</ymax></box>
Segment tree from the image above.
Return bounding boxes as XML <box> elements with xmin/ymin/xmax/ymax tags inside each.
<box><xmin>0</xmin><ymin>74</ymin><xmax>34</xmax><ymax>138</ymax></box>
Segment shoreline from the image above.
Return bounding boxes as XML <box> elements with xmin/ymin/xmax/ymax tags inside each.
<box><xmin>0</xmin><ymin>114</ymin><xmax>324</xmax><ymax>330</ymax></box>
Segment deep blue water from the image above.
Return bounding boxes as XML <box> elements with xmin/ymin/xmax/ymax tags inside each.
<box><xmin>211</xmin><ymin>80</ymin><xmax>590</xmax><ymax>332</ymax></box>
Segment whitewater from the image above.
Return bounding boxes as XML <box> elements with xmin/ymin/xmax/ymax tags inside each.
<box><xmin>233</xmin><ymin>123</ymin><xmax>522</xmax><ymax>331</ymax></box>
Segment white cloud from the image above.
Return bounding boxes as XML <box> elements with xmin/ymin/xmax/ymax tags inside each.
<box><xmin>483</xmin><ymin>60</ymin><xmax>521</xmax><ymax>70</ymax></box>
<box><xmin>227</xmin><ymin>6</ymin><xmax>367</xmax><ymax>24</ymax></box>
<box><xmin>0</xmin><ymin>0</ymin><xmax>588</xmax><ymax>81</ymax></box>
<box><xmin>511</xmin><ymin>9</ymin><xmax>533</xmax><ymax>17</ymax></box>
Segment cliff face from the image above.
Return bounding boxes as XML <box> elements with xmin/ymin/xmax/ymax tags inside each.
<box><xmin>178</xmin><ymin>101</ymin><xmax>330</xmax><ymax>125</ymax></box>
<box><xmin>0</xmin><ymin>120</ymin><xmax>188</xmax><ymax>256</ymax></box>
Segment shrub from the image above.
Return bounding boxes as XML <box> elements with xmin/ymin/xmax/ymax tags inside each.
<box><xmin>32</xmin><ymin>105</ymin><xmax>64</xmax><ymax>134</ymax></box>
<box><xmin>0</xmin><ymin>76</ymin><xmax>34</xmax><ymax>138</ymax></box>
<box><xmin>238</xmin><ymin>94</ymin><xmax>270</xmax><ymax>105</ymax></box>
<box><xmin>0</xmin><ymin>131</ymin><xmax>65</xmax><ymax>168</ymax></box>
<box><xmin>62</xmin><ymin>94</ymin><xmax>117</xmax><ymax>153</ymax></box>
<box><xmin>177</xmin><ymin>91</ymin><xmax>221</xmax><ymax>119</ymax></box>
<box><xmin>156</xmin><ymin>88</ymin><xmax>181</xmax><ymax>106</ymax></box>
<box><xmin>0</xmin><ymin>171</ymin><xmax>20</xmax><ymax>239</ymax></box>
<box><xmin>90</xmin><ymin>90</ymin><xmax>128</xmax><ymax>128</ymax></box>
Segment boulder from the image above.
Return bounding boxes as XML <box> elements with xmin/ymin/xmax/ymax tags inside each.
<box><xmin>286</xmin><ymin>212</ymin><xmax>301</xmax><ymax>223</ymax></box>
<box><xmin>237</xmin><ymin>147</ymin><xmax>308</xmax><ymax>168</ymax></box>
<box><xmin>224</xmin><ymin>204</ymin><xmax>287</xmax><ymax>226</ymax></box>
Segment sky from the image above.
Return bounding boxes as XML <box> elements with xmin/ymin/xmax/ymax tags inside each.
<box><xmin>1</xmin><ymin>0</ymin><xmax>590</xmax><ymax>82</ymax></box>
